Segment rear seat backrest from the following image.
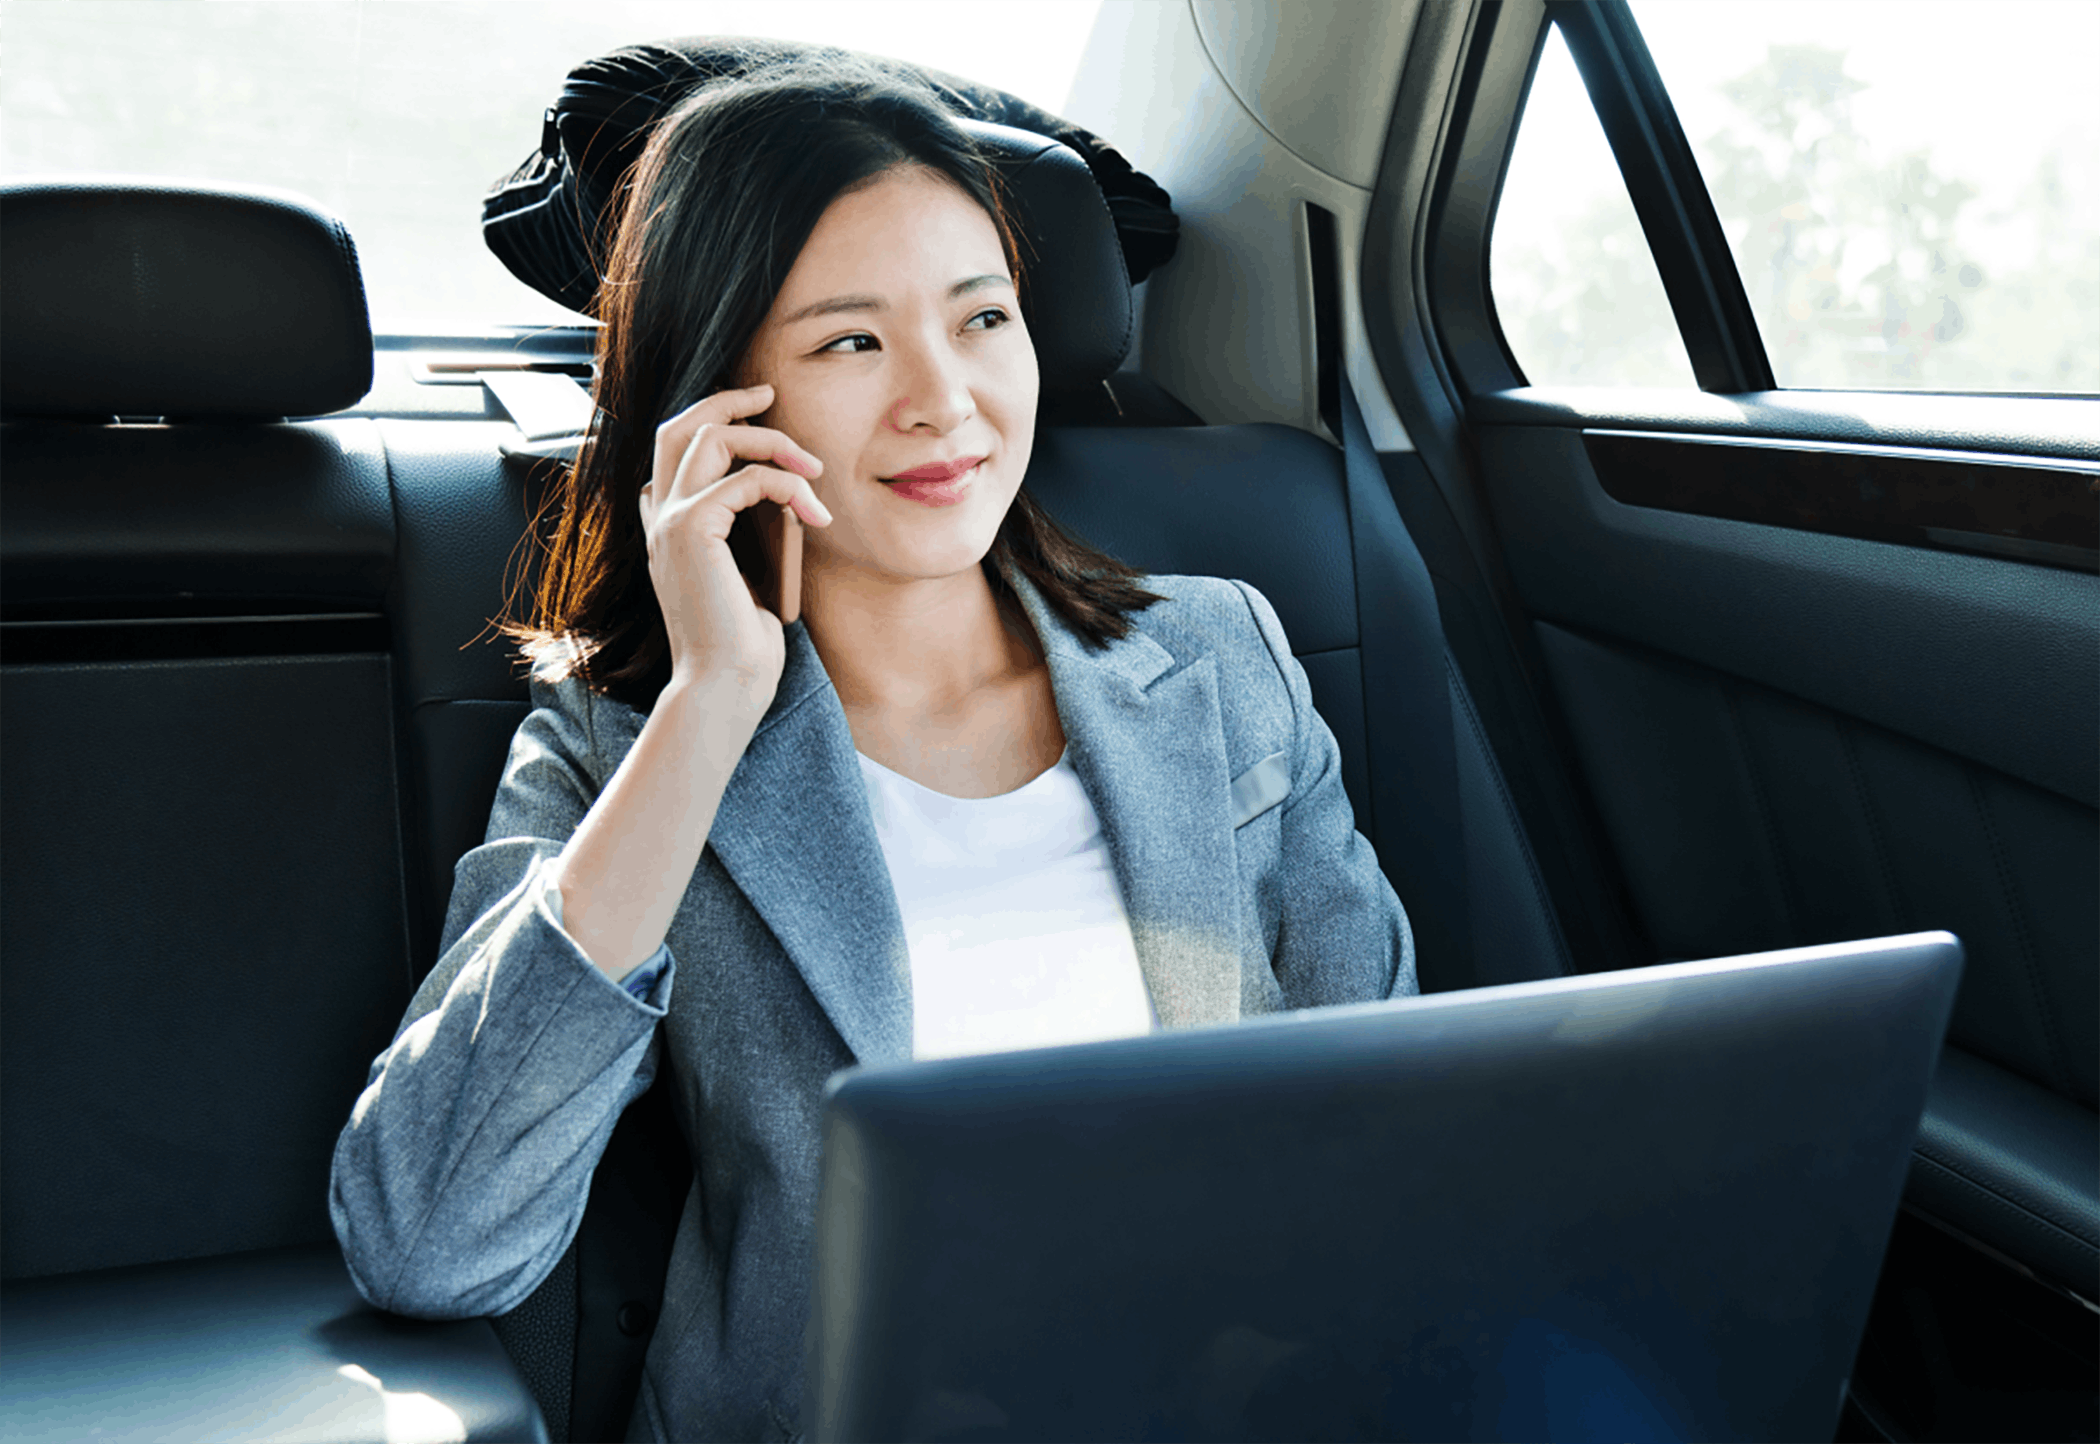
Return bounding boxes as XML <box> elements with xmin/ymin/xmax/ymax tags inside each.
<box><xmin>377</xmin><ymin>419</ymin><xmax>551</xmax><ymax>972</ymax></box>
<box><xmin>0</xmin><ymin>182</ymin><xmax>412</xmax><ymax>1280</ymax></box>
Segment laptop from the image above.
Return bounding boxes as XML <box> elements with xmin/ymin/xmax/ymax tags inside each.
<box><xmin>805</xmin><ymin>932</ymin><xmax>1962</xmax><ymax>1443</ymax></box>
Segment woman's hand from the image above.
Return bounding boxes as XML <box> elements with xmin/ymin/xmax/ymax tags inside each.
<box><xmin>641</xmin><ymin>384</ymin><xmax>832</xmax><ymax>705</ymax></box>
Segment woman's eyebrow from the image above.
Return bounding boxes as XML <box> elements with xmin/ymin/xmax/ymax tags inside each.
<box><xmin>783</xmin><ymin>294</ymin><xmax>881</xmax><ymax>325</ymax></box>
<box><xmin>781</xmin><ymin>273</ymin><xmax>1013</xmax><ymax>326</ymax></box>
<box><xmin>948</xmin><ymin>273</ymin><xmax>1012</xmax><ymax>300</ymax></box>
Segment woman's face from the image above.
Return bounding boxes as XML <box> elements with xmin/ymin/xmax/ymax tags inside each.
<box><xmin>740</xmin><ymin>163</ymin><xmax>1039</xmax><ymax>587</ymax></box>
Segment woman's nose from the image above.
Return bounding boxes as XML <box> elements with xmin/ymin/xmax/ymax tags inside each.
<box><xmin>886</xmin><ymin>340</ymin><xmax>975</xmax><ymax>434</ymax></box>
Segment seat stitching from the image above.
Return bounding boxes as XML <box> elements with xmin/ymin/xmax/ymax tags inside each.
<box><xmin>1450</xmin><ymin>654</ymin><xmax>1573</xmax><ymax>978</ymax></box>
<box><xmin>1965</xmin><ymin>765</ymin><xmax>2076</xmax><ymax>1099</ymax></box>
<box><xmin>1718</xmin><ymin>682</ymin><xmax>1800</xmax><ymax>946</ymax></box>
<box><xmin>1835</xmin><ymin>713</ymin><xmax>1909</xmax><ymax>934</ymax></box>
<box><xmin>1909</xmin><ymin>1148</ymin><xmax>2100</xmax><ymax>1253</ymax></box>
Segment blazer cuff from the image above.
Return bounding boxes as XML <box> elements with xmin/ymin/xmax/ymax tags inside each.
<box><xmin>617</xmin><ymin>948</ymin><xmax>672</xmax><ymax>1004</ymax></box>
<box><xmin>537</xmin><ymin>862</ymin><xmax>674</xmax><ymax>1013</ymax></box>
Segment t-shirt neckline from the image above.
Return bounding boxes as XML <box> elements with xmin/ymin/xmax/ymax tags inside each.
<box><xmin>855</xmin><ymin>745</ymin><xmax>1072</xmax><ymax>803</ymax></box>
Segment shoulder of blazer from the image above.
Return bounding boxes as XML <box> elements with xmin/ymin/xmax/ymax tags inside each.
<box><xmin>524</xmin><ymin>670</ymin><xmax>646</xmax><ymax>791</ymax></box>
<box><xmin>1122</xmin><ymin>573</ymin><xmax>1292</xmax><ymax>689</ymax></box>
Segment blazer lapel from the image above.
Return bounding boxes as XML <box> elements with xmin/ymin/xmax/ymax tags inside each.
<box><xmin>693</xmin><ymin>565</ymin><xmax>1246</xmax><ymax>1062</ymax></box>
<box><xmin>1006</xmin><ymin>569</ymin><xmax>1244</xmax><ymax>1030</ymax></box>
<box><xmin>705</xmin><ymin>623</ymin><xmax>915</xmax><ymax>1066</ymax></box>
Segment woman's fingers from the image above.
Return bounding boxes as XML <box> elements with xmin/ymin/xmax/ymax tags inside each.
<box><xmin>767</xmin><ymin>470</ymin><xmax>834</xmax><ymax>529</ymax></box>
<box><xmin>634</xmin><ymin>386</ymin><xmax>830</xmax><ymax>688</ymax></box>
<box><xmin>685</xmin><ymin>462</ymin><xmax>833</xmax><ymax>531</ymax></box>
<box><xmin>653</xmin><ymin>384</ymin><xmax>823</xmax><ymax>502</ymax></box>
<box><xmin>666</xmin><ymin>419</ymin><xmax>823</xmax><ymax>504</ymax></box>
<box><xmin>652</xmin><ymin>384</ymin><xmax>775</xmax><ymax>478</ymax></box>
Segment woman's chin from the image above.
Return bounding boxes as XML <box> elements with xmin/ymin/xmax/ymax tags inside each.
<box><xmin>813</xmin><ymin>532</ymin><xmax>1004</xmax><ymax>589</ymax></box>
<box><xmin>887</xmin><ymin>543</ymin><xmax>1003</xmax><ymax>584</ymax></box>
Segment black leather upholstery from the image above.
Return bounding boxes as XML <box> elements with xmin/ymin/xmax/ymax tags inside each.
<box><xmin>1451</xmin><ymin>658</ymin><xmax>1574</xmax><ymax>985</ymax></box>
<box><xmin>1534</xmin><ymin>622</ymin><xmax>2098</xmax><ymax>1114</ymax></box>
<box><xmin>1534</xmin><ymin>619</ymin><xmax>2099</xmax><ymax>1294</ymax></box>
<box><xmin>0</xmin><ymin>181</ymin><xmax>372</xmax><ymax>419</ymax></box>
<box><xmin>958</xmin><ymin>119</ymin><xmax>1133</xmax><ymax>393</ymax></box>
<box><xmin>0</xmin><ymin>420</ymin><xmax>392</xmax><ymax>609</ymax></box>
<box><xmin>1481</xmin><ymin>423</ymin><xmax>2097</xmax><ymax>812</ymax></box>
<box><xmin>0</xmin><ymin>184</ymin><xmax>542</xmax><ymax>1439</ymax></box>
<box><xmin>1914</xmin><ymin>1047</ymin><xmax>2100</xmax><ymax>1297</ymax></box>
<box><xmin>0</xmin><ymin>652</ymin><xmax>411</xmax><ymax>1279</ymax></box>
<box><xmin>0</xmin><ymin>1247</ymin><xmax>546</xmax><ymax>1444</ymax></box>
<box><xmin>376</xmin><ymin>420</ymin><xmax>553</xmax><ymax>969</ymax></box>
<box><xmin>1023</xmin><ymin>426</ymin><xmax>1357</xmax><ymax>651</ymax></box>
<box><xmin>0</xmin><ymin>408</ymin><xmax>406</xmax><ymax>1289</ymax></box>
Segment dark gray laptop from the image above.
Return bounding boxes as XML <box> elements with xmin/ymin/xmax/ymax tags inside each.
<box><xmin>806</xmin><ymin>932</ymin><xmax>1962</xmax><ymax>1443</ymax></box>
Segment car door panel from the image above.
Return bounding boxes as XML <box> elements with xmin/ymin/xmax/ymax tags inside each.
<box><xmin>1474</xmin><ymin>408</ymin><xmax>2097</xmax><ymax>810</ymax></box>
<box><xmin>1530</xmin><ymin>617</ymin><xmax>2096</xmax><ymax>1090</ymax></box>
<box><xmin>1530</xmin><ymin>608</ymin><xmax>2100</xmax><ymax>1301</ymax></box>
<box><xmin>1911</xmin><ymin>1046</ymin><xmax>2100</xmax><ymax>1303</ymax></box>
<box><xmin>1470</xmin><ymin>390</ymin><xmax>2098</xmax><ymax>1310</ymax></box>
<box><xmin>1578</xmin><ymin>431</ymin><xmax>2097</xmax><ymax>575</ymax></box>
<box><xmin>1361</xmin><ymin>10</ymin><xmax>2098</xmax><ymax>1428</ymax></box>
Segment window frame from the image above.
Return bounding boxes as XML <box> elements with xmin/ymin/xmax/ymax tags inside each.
<box><xmin>1547</xmin><ymin>0</ymin><xmax>1772</xmax><ymax>393</ymax></box>
<box><xmin>1419</xmin><ymin>0</ymin><xmax>1776</xmax><ymax>400</ymax></box>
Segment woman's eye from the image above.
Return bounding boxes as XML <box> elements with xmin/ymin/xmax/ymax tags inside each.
<box><xmin>819</xmin><ymin>333</ymin><xmax>878</xmax><ymax>354</ymax></box>
<box><xmin>964</xmin><ymin>308</ymin><xmax>1011</xmax><ymax>332</ymax></box>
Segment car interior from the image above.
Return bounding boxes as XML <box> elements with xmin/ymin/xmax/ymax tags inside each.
<box><xmin>1</xmin><ymin>2</ymin><xmax>2093</xmax><ymax>1442</ymax></box>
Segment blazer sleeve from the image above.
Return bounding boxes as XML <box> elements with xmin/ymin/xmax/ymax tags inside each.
<box><xmin>1230</xmin><ymin>579</ymin><xmax>1419</xmax><ymax>1007</ymax></box>
<box><xmin>329</xmin><ymin>677</ymin><xmax>673</xmax><ymax>1320</ymax></box>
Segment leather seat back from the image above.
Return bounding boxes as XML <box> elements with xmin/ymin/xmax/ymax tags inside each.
<box><xmin>0</xmin><ymin>182</ymin><xmax>410</xmax><ymax>1280</ymax></box>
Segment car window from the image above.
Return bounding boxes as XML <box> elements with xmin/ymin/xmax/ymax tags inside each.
<box><xmin>1630</xmin><ymin>0</ymin><xmax>2098</xmax><ymax>394</ymax></box>
<box><xmin>0</xmin><ymin>0</ymin><xmax>1104</xmax><ymax>329</ymax></box>
<box><xmin>1489</xmin><ymin>24</ymin><xmax>1699</xmax><ymax>389</ymax></box>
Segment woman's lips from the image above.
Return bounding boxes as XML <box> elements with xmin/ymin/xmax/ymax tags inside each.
<box><xmin>886</xmin><ymin>455</ymin><xmax>986</xmax><ymax>483</ymax></box>
<box><xmin>881</xmin><ymin>456</ymin><xmax>983</xmax><ymax>507</ymax></box>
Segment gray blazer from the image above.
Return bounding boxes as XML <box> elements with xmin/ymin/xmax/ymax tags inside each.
<box><xmin>330</xmin><ymin>567</ymin><xmax>1415</xmax><ymax>1443</ymax></box>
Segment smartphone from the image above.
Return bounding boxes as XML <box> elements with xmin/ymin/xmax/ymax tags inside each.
<box><xmin>724</xmin><ymin>406</ymin><xmax>805</xmax><ymax>626</ymax></box>
<box><xmin>776</xmin><ymin>503</ymin><xmax>803</xmax><ymax>625</ymax></box>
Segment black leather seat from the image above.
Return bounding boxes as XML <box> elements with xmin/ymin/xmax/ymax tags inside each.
<box><xmin>0</xmin><ymin>180</ymin><xmax>545</xmax><ymax>1444</ymax></box>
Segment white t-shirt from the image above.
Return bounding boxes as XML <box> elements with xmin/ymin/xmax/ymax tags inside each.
<box><xmin>856</xmin><ymin>747</ymin><xmax>1157</xmax><ymax>1060</ymax></box>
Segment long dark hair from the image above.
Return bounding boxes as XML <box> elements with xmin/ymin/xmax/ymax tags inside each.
<box><xmin>506</xmin><ymin>60</ymin><xmax>1161</xmax><ymax>710</ymax></box>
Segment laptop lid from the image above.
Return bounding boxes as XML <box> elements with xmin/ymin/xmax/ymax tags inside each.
<box><xmin>807</xmin><ymin>931</ymin><xmax>1962</xmax><ymax>1443</ymax></box>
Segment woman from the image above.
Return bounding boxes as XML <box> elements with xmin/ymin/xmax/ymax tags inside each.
<box><xmin>331</xmin><ymin>60</ymin><xmax>1414</xmax><ymax>1443</ymax></box>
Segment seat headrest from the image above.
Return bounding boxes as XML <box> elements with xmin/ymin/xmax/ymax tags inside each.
<box><xmin>956</xmin><ymin>118</ymin><xmax>1134</xmax><ymax>393</ymax></box>
<box><xmin>0</xmin><ymin>180</ymin><xmax>373</xmax><ymax>420</ymax></box>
